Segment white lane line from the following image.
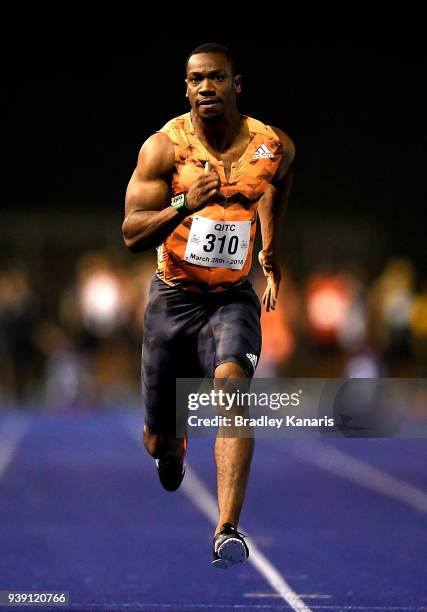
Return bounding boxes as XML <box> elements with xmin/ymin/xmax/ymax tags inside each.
<box><xmin>245</xmin><ymin>593</ymin><xmax>331</xmax><ymax>600</ymax></box>
<box><xmin>291</xmin><ymin>441</ymin><xmax>427</xmax><ymax>515</ymax></box>
<box><xmin>122</xmin><ymin>418</ymin><xmax>312</xmax><ymax>612</ymax></box>
<box><xmin>182</xmin><ymin>465</ymin><xmax>312</xmax><ymax>612</ymax></box>
<box><xmin>0</xmin><ymin>414</ymin><xmax>31</xmax><ymax>481</ymax></box>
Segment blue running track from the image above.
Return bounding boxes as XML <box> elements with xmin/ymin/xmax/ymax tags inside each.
<box><xmin>0</xmin><ymin>410</ymin><xmax>426</xmax><ymax>611</ymax></box>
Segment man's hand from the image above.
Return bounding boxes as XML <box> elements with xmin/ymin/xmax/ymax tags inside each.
<box><xmin>185</xmin><ymin>168</ymin><xmax>221</xmax><ymax>213</ymax></box>
<box><xmin>258</xmin><ymin>249</ymin><xmax>281</xmax><ymax>312</ymax></box>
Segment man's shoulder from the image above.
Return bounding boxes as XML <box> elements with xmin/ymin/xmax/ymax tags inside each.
<box><xmin>246</xmin><ymin>116</ymin><xmax>295</xmax><ymax>162</ymax></box>
<box><xmin>158</xmin><ymin>113</ymin><xmax>191</xmax><ymax>134</ymax></box>
<box><xmin>245</xmin><ymin>115</ymin><xmax>277</xmax><ymax>138</ymax></box>
<box><xmin>267</xmin><ymin>126</ymin><xmax>295</xmax><ymax>163</ymax></box>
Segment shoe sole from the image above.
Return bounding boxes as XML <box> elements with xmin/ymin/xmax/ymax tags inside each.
<box><xmin>155</xmin><ymin>460</ymin><xmax>186</xmax><ymax>492</ymax></box>
<box><xmin>212</xmin><ymin>537</ymin><xmax>248</xmax><ymax>569</ymax></box>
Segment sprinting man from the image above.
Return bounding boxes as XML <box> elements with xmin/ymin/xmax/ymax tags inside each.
<box><xmin>123</xmin><ymin>43</ymin><xmax>294</xmax><ymax>568</ymax></box>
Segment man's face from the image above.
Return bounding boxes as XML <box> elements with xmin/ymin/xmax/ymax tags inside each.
<box><xmin>185</xmin><ymin>52</ymin><xmax>241</xmax><ymax>120</ymax></box>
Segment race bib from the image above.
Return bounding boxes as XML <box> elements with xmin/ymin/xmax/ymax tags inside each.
<box><xmin>184</xmin><ymin>216</ymin><xmax>251</xmax><ymax>270</ymax></box>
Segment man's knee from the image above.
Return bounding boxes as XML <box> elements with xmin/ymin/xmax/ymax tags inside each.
<box><xmin>214</xmin><ymin>362</ymin><xmax>248</xmax><ymax>395</ymax></box>
<box><xmin>215</xmin><ymin>361</ymin><xmax>247</xmax><ymax>382</ymax></box>
<box><xmin>214</xmin><ymin>362</ymin><xmax>250</xmax><ymax>421</ymax></box>
<box><xmin>143</xmin><ymin>425</ymin><xmax>184</xmax><ymax>460</ymax></box>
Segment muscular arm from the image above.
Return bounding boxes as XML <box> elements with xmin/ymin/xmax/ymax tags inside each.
<box><xmin>257</xmin><ymin>169</ymin><xmax>294</xmax><ymax>256</ymax></box>
<box><xmin>122</xmin><ymin>132</ymin><xmax>183</xmax><ymax>252</ymax></box>
<box><xmin>257</xmin><ymin>127</ymin><xmax>295</xmax><ymax>310</ymax></box>
<box><xmin>122</xmin><ymin>132</ymin><xmax>221</xmax><ymax>252</ymax></box>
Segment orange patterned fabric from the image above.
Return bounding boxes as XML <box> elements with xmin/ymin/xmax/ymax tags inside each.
<box><xmin>157</xmin><ymin>112</ymin><xmax>284</xmax><ymax>292</ymax></box>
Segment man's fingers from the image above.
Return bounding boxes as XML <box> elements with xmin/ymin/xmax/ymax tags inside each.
<box><xmin>204</xmin><ymin>170</ymin><xmax>220</xmax><ymax>182</ymax></box>
<box><xmin>199</xmin><ymin>173</ymin><xmax>220</xmax><ymax>186</ymax></box>
<box><xmin>262</xmin><ymin>286</ymin><xmax>268</xmax><ymax>305</ymax></box>
<box><xmin>270</xmin><ymin>284</ymin><xmax>278</xmax><ymax>309</ymax></box>
<box><xmin>200</xmin><ymin>183</ymin><xmax>221</xmax><ymax>199</ymax></box>
<box><xmin>263</xmin><ymin>285</ymin><xmax>272</xmax><ymax>312</ymax></box>
<box><xmin>201</xmin><ymin>179</ymin><xmax>221</xmax><ymax>193</ymax></box>
<box><xmin>271</xmin><ymin>280</ymin><xmax>278</xmax><ymax>300</ymax></box>
<box><xmin>201</xmin><ymin>174</ymin><xmax>220</xmax><ymax>185</ymax></box>
<box><xmin>262</xmin><ymin>272</ymin><xmax>281</xmax><ymax>312</ymax></box>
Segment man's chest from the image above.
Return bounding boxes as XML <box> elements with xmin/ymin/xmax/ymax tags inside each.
<box><xmin>172</xmin><ymin>132</ymin><xmax>283</xmax><ymax>205</ymax></box>
<box><xmin>218</xmin><ymin>143</ymin><xmax>249</xmax><ymax>182</ymax></box>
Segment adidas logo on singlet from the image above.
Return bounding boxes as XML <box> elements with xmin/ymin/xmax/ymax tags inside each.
<box><xmin>246</xmin><ymin>353</ymin><xmax>258</xmax><ymax>370</ymax></box>
<box><xmin>253</xmin><ymin>144</ymin><xmax>274</xmax><ymax>159</ymax></box>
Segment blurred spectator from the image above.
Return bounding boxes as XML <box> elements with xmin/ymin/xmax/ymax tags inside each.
<box><xmin>300</xmin><ymin>269</ymin><xmax>354</xmax><ymax>376</ymax></box>
<box><xmin>125</xmin><ymin>256</ymin><xmax>157</xmax><ymax>340</ymax></box>
<box><xmin>336</xmin><ymin>266</ymin><xmax>369</xmax><ymax>352</ymax></box>
<box><xmin>304</xmin><ymin>271</ymin><xmax>355</xmax><ymax>345</ymax></box>
<box><xmin>56</xmin><ymin>250</ymin><xmax>155</xmax><ymax>407</ymax></box>
<box><xmin>0</xmin><ymin>265</ymin><xmax>40</xmax><ymax>406</ymax></box>
<box><xmin>253</xmin><ymin>267</ymin><xmax>300</xmax><ymax>377</ymax></box>
<box><xmin>60</xmin><ymin>251</ymin><xmax>129</xmax><ymax>341</ymax></box>
<box><xmin>410</xmin><ymin>280</ymin><xmax>427</xmax><ymax>376</ymax></box>
<box><xmin>344</xmin><ymin>350</ymin><xmax>382</xmax><ymax>378</ymax></box>
<box><xmin>368</xmin><ymin>258</ymin><xmax>415</xmax><ymax>376</ymax></box>
<box><xmin>35</xmin><ymin>322</ymin><xmax>93</xmax><ymax>411</ymax></box>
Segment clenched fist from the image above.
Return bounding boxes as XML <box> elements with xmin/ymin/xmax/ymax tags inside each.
<box><xmin>185</xmin><ymin>166</ymin><xmax>221</xmax><ymax>213</ymax></box>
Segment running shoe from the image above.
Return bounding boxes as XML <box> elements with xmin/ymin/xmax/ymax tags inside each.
<box><xmin>212</xmin><ymin>522</ymin><xmax>249</xmax><ymax>568</ymax></box>
<box><xmin>155</xmin><ymin>436</ymin><xmax>187</xmax><ymax>492</ymax></box>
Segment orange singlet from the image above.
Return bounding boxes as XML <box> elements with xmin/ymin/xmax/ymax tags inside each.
<box><xmin>156</xmin><ymin>112</ymin><xmax>284</xmax><ymax>292</ymax></box>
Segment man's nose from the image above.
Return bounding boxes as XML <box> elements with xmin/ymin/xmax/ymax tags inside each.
<box><xmin>199</xmin><ymin>79</ymin><xmax>216</xmax><ymax>94</ymax></box>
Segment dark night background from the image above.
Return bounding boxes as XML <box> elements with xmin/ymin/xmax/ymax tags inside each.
<box><xmin>1</xmin><ymin>31</ymin><xmax>427</xmax><ymax>403</ymax></box>
<box><xmin>2</xmin><ymin>37</ymin><xmax>426</xmax><ymax>276</ymax></box>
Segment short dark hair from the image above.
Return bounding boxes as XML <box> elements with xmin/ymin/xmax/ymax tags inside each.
<box><xmin>185</xmin><ymin>43</ymin><xmax>237</xmax><ymax>76</ymax></box>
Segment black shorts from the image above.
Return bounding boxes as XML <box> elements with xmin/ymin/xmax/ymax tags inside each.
<box><xmin>141</xmin><ymin>275</ymin><xmax>262</xmax><ymax>434</ymax></box>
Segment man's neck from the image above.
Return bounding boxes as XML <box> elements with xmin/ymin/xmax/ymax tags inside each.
<box><xmin>190</xmin><ymin>108</ymin><xmax>242</xmax><ymax>153</ymax></box>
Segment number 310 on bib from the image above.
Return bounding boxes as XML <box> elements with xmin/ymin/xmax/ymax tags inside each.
<box><xmin>184</xmin><ymin>217</ymin><xmax>251</xmax><ymax>270</ymax></box>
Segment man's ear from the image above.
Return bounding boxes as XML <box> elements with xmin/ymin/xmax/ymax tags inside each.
<box><xmin>185</xmin><ymin>78</ymin><xmax>189</xmax><ymax>98</ymax></box>
<box><xmin>234</xmin><ymin>74</ymin><xmax>242</xmax><ymax>94</ymax></box>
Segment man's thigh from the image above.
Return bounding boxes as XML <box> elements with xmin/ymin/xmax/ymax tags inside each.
<box><xmin>142</xmin><ymin>340</ymin><xmax>201</xmax><ymax>434</ymax></box>
<box><xmin>198</xmin><ymin>283</ymin><xmax>262</xmax><ymax>379</ymax></box>
<box><xmin>141</xmin><ymin>277</ymin><xmax>204</xmax><ymax>434</ymax></box>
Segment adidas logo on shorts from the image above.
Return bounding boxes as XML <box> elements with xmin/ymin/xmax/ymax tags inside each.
<box><xmin>253</xmin><ymin>144</ymin><xmax>274</xmax><ymax>159</ymax></box>
<box><xmin>246</xmin><ymin>353</ymin><xmax>258</xmax><ymax>370</ymax></box>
